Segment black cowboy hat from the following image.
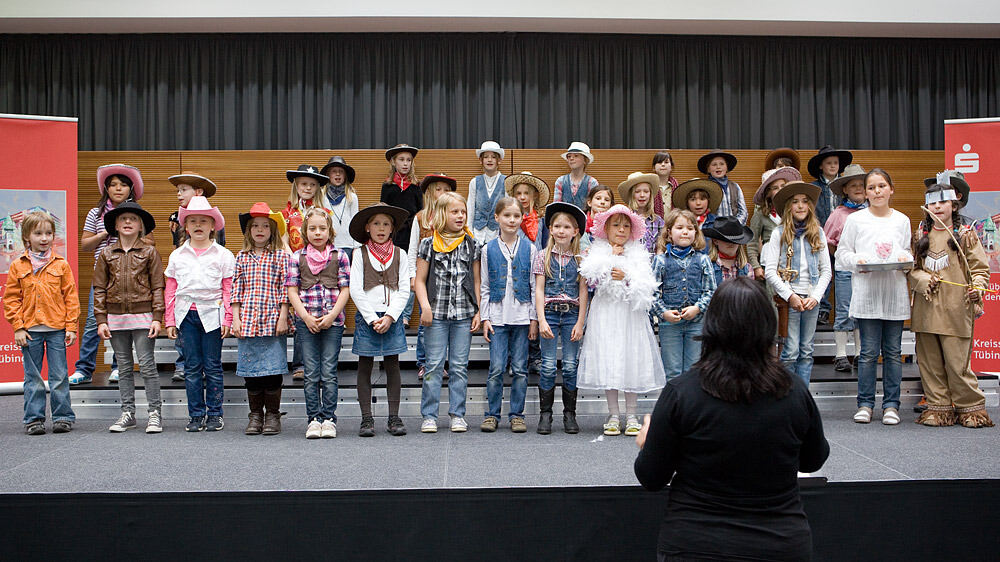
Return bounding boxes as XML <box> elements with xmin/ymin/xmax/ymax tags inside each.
<box><xmin>103</xmin><ymin>201</ymin><xmax>156</xmax><ymax>237</ymax></box>
<box><xmin>807</xmin><ymin>145</ymin><xmax>853</xmax><ymax>179</ymax></box>
<box><xmin>544</xmin><ymin>202</ymin><xmax>587</xmax><ymax>233</ymax></box>
<box><xmin>385</xmin><ymin>144</ymin><xmax>419</xmax><ymax>161</ymax></box>
<box><xmin>320</xmin><ymin>156</ymin><xmax>356</xmax><ymax>184</ymax></box>
<box><xmin>702</xmin><ymin>215</ymin><xmax>754</xmax><ymax>245</ymax></box>
<box><xmin>420</xmin><ymin>173</ymin><xmax>458</xmax><ymax>192</ymax></box>
<box><xmin>697</xmin><ymin>150</ymin><xmax>738</xmax><ymax>174</ymax></box>
<box><xmin>286</xmin><ymin>164</ymin><xmax>329</xmax><ymax>186</ymax></box>
<box><xmin>349</xmin><ymin>203</ymin><xmax>410</xmax><ymax>244</ymax></box>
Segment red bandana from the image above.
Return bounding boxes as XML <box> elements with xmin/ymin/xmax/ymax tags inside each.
<box><xmin>521</xmin><ymin>209</ymin><xmax>539</xmax><ymax>242</ymax></box>
<box><xmin>697</xmin><ymin>212</ymin><xmax>708</xmax><ymax>225</ymax></box>
<box><xmin>392</xmin><ymin>172</ymin><xmax>412</xmax><ymax>191</ymax></box>
<box><xmin>367</xmin><ymin>239</ymin><xmax>395</xmax><ymax>265</ymax></box>
<box><xmin>717</xmin><ymin>248</ymin><xmax>738</xmax><ymax>260</ymax></box>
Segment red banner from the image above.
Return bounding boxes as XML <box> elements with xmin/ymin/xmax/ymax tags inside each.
<box><xmin>0</xmin><ymin>114</ymin><xmax>79</xmax><ymax>384</ymax></box>
<box><xmin>945</xmin><ymin>118</ymin><xmax>1000</xmax><ymax>373</ymax></box>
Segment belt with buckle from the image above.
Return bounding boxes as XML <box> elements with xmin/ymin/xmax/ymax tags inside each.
<box><xmin>544</xmin><ymin>303</ymin><xmax>577</xmax><ymax>313</ymax></box>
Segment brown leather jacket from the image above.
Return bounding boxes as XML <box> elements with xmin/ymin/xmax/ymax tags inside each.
<box><xmin>93</xmin><ymin>237</ymin><xmax>165</xmax><ymax>324</ymax></box>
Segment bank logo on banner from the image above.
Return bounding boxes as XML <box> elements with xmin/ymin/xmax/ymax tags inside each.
<box><xmin>955</xmin><ymin>143</ymin><xmax>980</xmax><ymax>174</ymax></box>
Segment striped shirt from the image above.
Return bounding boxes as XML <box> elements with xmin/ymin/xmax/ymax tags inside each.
<box><xmin>232</xmin><ymin>249</ymin><xmax>289</xmax><ymax>337</ymax></box>
<box><xmin>107</xmin><ymin>313</ymin><xmax>154</xmax><ymax>331</ymax></box>
<box><xmin>84</xmin><ymin>206</ymin><xmax>116</xmax><ymax>262</ymax></box>
<box><xmin>285</xmin><ymin>249</ymin><xmax>351</xmax><ymax>325</ymax></box>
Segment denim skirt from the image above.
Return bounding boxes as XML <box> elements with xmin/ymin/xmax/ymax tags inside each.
<box><xmin>351</xmin><ymin>311</ymin><xmax>407</xmax><ymax>357</ymax></box>
<box><xmin>236</xmin><ymin>336</ymin><xmax>288</xmax><ymax>377</ymax></box>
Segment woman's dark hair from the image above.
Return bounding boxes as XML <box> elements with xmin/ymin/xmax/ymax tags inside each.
<box><xmin>97</xmin><ymin>174</ymin><xmax>135</xmax><ymax>217</ymax></box>
<box><xmin>651</xmin><ymin>151</ymin><xmax>675</xmax><ymax>169</ymax></box>
<box><xmin>915</xmin><ymin>183</ymin><xmax>962</xmax><ymax>261</ymax></box>
<box><xmin>695</xmin><ymin>277</ymin><xmax>792</xmax><ymax>403</ymax></box>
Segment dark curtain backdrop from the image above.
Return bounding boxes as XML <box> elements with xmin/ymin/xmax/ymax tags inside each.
<box><xmin>2</xmin><ymin>33</ymin><xmax>998</xmax><ymax>150</ymax></box>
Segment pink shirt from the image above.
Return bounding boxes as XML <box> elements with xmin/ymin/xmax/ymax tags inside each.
<box><xmin>824</xmin><ymin>205</ymin><xmax>862</xmax><ymax>248</ymax></box>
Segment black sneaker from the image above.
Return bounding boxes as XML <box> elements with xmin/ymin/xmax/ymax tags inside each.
<box><xmin>817</xmin><ymin>311</ymin><xmax>830</xmax><ymax>326</ymax></box>
<box><xmin>186</xmin><ymin>416</ymin><xmax>206</xmax><ymax>432</ymax></box>
<box><xmin>52</xmin><ymin>420</ymin><xmax>72</xmax><ymax>433</ymax></box>
<box><xmin>834</xmin><ymin>356</ymin><xmax>852</xmax><ymax>372</ymax></box>
<box><xmin>359</xmin><ymin>416</ymin><xmax>376</xmax><ymax>437</ymax></box>
<box><xmin>387</xmin><ymin>415</ymin><xmax>407</xmax><ymax>436</ymax></box>
<box><xmin>25</xmin><ymin>421</ymin><xmax>46</xmax><ymax>435</ymax></box>
<box><xmin>205</xmin><ymin>416</ymin><xmax>225</xmax><ymax>431</ymax></box>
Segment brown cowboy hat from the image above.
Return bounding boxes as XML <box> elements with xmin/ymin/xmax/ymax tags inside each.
<box><xmin>764</xmin><ymin>147</ymin><xmax>801</xmax><ymax>171</ymax></box>
<box><xmin>168</xmin><ymin>172</ymin><xmax>217</xmax><ymax>198</ymax></box>
<box><xmin>772</xmin><ymin>181</ymin><xmax>821</xmax><ymax>214</ymax></box>
<box><xmin>420</xmin><ymin>173</ymin><xmax>458</xmax><ymax>192</ymax></box>
<box><xmin>349</xmin><ymin>203</ymin><xmax>410</xmax><ymax>244</ymax></box>
<box><xmin>672</xmin><ymin>178</ymin><xmax>723</xmax><ymax>212</ymax></box>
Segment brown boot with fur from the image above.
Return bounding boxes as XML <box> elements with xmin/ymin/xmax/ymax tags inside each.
<box><xmin>916</xmin><ymin>406</ymin><xmax>956</xmax><ymax>427</ymax></box>
<box><xmin>957</xmin><ymin>406</ymin><xmax>994</xmax><ymax>428</ymax></box>
<box><xmin>245</xmin><ymin>390</ymin><xmax>265</xmax><ymax>435</ymax></box>
<box><xmin>262</xmin><ymin>388</ymin><xmax>283</xmax><ymax>435</ymax></box>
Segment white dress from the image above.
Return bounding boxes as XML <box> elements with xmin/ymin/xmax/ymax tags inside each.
<box><xmin>577</xmin><ymin>239</ymin><xmax>666</xmax><ymax>393</ymax></box>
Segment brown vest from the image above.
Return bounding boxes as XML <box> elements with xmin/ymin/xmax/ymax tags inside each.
<box><xmin>298</xmin><ymin>251</ymin><xmax>340</xmax><ymax>290</ymax></box>
<box><xmin>362</xmin><ymin>246</ymin><xmax>401</xmax><ymax>292</ymax></box>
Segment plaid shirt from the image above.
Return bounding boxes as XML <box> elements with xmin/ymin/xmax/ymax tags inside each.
<box><xmin>418</xmin><ymin>236</ymin><xmax>481</xmax><ymax>321</ymax></box>
<box><xmin>232</xmin><ymin>249</ymin><xmax>288</xmax><ymax>337</ymax></box>
<box><xmin>285</xmin><ymin>248</ymin><xmax>351</xmax><ymax>325</ymax></box>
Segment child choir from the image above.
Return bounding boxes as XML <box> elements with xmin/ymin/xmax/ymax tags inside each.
<box><xmin>5</xmin><ymin>143</ymin><xmax>995</xmax><ymax>439</ymax></box>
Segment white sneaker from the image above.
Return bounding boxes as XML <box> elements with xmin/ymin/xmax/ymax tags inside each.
<box><xmin>108</xmin><ymin>368</ymin><xmax>120</xmax><ymax>383</ymax></box>
<box><xmin>882</xmin><ymin>407</ymin><xmax>900</xmax><ymax>425</ymax></box>
<box><xmin>109</xmin><ymin>411</ymin><xmax>136</xmax><ymax>432</ymax></box>
<box><xmin>321</xmin><ymin>419</ymin><xmax>337</xmax><ymax>438</ymax></box>
<box><xmin>853</xmin><ymin>407</ymin><xmax>873</xmax><ymax>424</ymax></box>
<box><xmin>68</xmin><ymin>371</ymin><xmax>92</xmax><ymax>385</ymax></box>
<box><xmin>420</xmin><ymin>418</ymin><xmax>438</xmax><ymax>433</ymax></box>
<box><xmin>450</xmin><ymin>416</ymin><xmax>468</xmax><ymax>432</ymax></box>
<box><xmin>145</xmin><ymin>411</ymin><xmax>163</xmax><ymax>434</ymax></box>
<box><xmin>305</xmin><ymin>420</ymin><xmax>322</xmax><ymax>439</ymax></box>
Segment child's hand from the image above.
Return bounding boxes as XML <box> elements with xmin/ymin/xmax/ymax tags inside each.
<box><xmin>663</xmin><ymin>310</ymin><xmax>681</xmax><ymax>324</ymax></box>
<box><xmin>529</xmin><ymin>320</ymin><xmax>538</xmax><ymax>341</ymax></box>
<box><xmin>220</xmin><ymin>326</ymin><xmax>231</xmax><ymax>339</ymax></box>
<box><xmin>611</xmin><ymin>267</ymin><xmax>625</xmax><ymax>281</ymax></box>
<box><xmin>97</xmin><ymin>323</ymin><xmax>111</xmax><ymax>340</ymax></box>
<box><xmin>276</xmin><ymin>315</ymin><xmax>289</xmax><ymax>336</ymax></box>
<box><xmin>570</xmin><ymin>322</ymin><xmax>585</xmax><ymax>342</ymax></box>
<box><xmin>166</xmin><ymin>326</ymin><xmax>178</xmax><ymax>339</ymax></box>
<box><xmin>318</xmin><ymin>313</ymin><xmax>336</xmax><ymax>331</ymax></box>
<box><xmin>373</xmin><ymin>316</ymin><xmax>392</xmax><ymax>334</ymax></box>
<box><xmin>470</xmin><ymin>313</ymin><xmax>481</xmax><ymax>333</ymax></box>
<box><xmin>754</xmin><ymin>267</ymin><xmax>765</xmax><ymax>280</ymax></box>
<box><xmin>301</xmin><ymin>313</ymin><xmax>320</xmax><ymax>333</ymax></box>
<box><xmin>13</xmin><ymin>329</ymin><xmax>30</xmax><ymax>347</ymax></box>
<box><xmin>148</xmin><ymin>321</ymin><xmax>161</xmax><ymax>339</ymax></box>
<box><xmin>539</xmin><ymin>320</ymin><xmax>554</xmax><ymax>339</ymax></box>
<box><xmin>635</xmin><ymin>414</ymin><xmax>651</xmax><ymax>449</ymax></box>
<box><xmin>482</xmin><ymin>320</ymin><xmax>494</xmax><ymax>342</ymax></box>
<box><xmin>787</xmin><ymin>294</ymin><xmax>805</xmax><ymax>312</ymax></box>
<box><xmin>968</xmin><ymin>286</ymin><xmax>983</xmax><ymax>303</ymax></box>
<box><xmin>64</xmin><ymin>331</ymin><xmax>77</xmax><ymax>347</ymax></box>
<box><xmin>612</xmin><ymin>244</ymin><xmax>625</xmax><ymax>256</ymax></box>
<box><xmin>230</xmin><ymin>318</ymin><xmax>242</xmax><ymax>338</ymax></box>
<box><xmin>801</xmin><ymin>297</ymin><xmax>818</xmax><ymax>311</ymax></box>
<box><xmin>680</xmin><ymin>306</ymin><xmax>700</xmax><ymax>320</ymax></box>
<box><xmin>420</xmin><ymin>308</ymin><xmax>433</xmax><ymax>327</ymax></box>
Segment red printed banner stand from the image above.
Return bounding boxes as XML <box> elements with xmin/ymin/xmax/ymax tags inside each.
<box><xmin>944</xmin><ymin>117</ymin><xmax>1000</xmax><ymax>374</ymax></box>
<box><xmin>0</xmin><ymin>114</ymin><xmax>79</xmax><ymax>390</ymax></box>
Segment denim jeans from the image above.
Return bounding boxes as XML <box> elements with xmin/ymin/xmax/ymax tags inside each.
<box><xmin>832</xmin><ymin>269</ymin><xmax>855</xmax><ymax>332</ymax></box>
<box><xmin>486</xmin><ymin>324</ymin><xmax>529</xmax><ymax>419</ymax></box>
<box><xmin>539</xmin><ymin>309</ymin><xmax>580</xmax><ymax>391</ymax></box>
<box><xmin>174</xmin><ymin>336</ymin><xmax>185</xmax><ymax>372</ymax></box>
<box><xmin>21</xmin><ymin>330</ymin><xmax>74</xmax><ymax>425</ymax></box>
<box><xmin>291</xmin><ymin>328</ymin><xmax>303</xmax><ymax>371</ymax></box>
<box><xmin>782</xmin><ymin>305</ymin><xmax>819</xmax><ymax>383</ymax></box>
<box><xmin>819</xmin><ymin>254</ymin><xmax>834</xmax><ymax>316</ymax></box>
<box><xmin>403</xmin><ymin>292</ymin><xmax>426</xmax><ymax>367</ymax></box>
<box><xmin>296</xmin><ymin>319</ymin><xmax>344</xmax><ymax>422</ymax></box>
<box><xmin>74</xmin><ymin>286</ymin><xmax>118</xmax><ymax>376</ymax></box>
<box><xmin>659</xmin><ymin>317</ymin><xmax>703</xmax><ymax>380</ymax></box>
<box><xmin>857</xmin><ymin>318</ymin><xmax>904</xmax><ymax>410</ymax></box>
<box><xmin>179</xmin><ymin>310</ymin><xmax>224</xmax><ymax>418</ymax></box>
<box><xmin>110</xmin><ymin>329</ymin><xmax>162</xmax><ymax>414</ymax></box>
<box><xmin>421</xmin><ymin>317</ymin><xmax>472</xmax><ymax>419</ymax></box>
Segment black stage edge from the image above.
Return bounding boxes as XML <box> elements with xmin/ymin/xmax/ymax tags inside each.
<box><xmin>3</xmin><ymin>479</ymin><xmax>998</xmax><ymax>560</ymax></box>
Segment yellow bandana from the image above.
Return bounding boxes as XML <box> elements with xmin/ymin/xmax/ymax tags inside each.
<box><xmin>432</xmin><ymin>226</ymin><xmax>474</xmax><ymax>253</ymax></box>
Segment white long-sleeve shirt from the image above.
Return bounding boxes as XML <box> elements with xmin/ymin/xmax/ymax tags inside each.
<box><xmin>834</xmin><ymin>208</ymin><xmax>912</xmax><ymax>321</ymax></box>
<box><xmin>762</xmin><ymin>226</ymin><xmax>832</xmax><ymax>302</ymax></box>
<box><xmin>467</xmin><ymin>174</ymin><xmax>503</xmax><ymax>243</ymax></box>
<box><xmin>479</xmin><ymin>239</ymin><xmax>537</xmax><ymax>326</ymax></box>
<box><xmin>350</xmin><ymin>246</ymin><xmax>411</xmax><ymax>325</ymax></box>
<box><xmin>329</xmin><ymin>195</ymin><xmax>360</xmax><ymax>251</ymax></box>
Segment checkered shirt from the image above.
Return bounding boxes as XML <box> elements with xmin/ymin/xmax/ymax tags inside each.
<box><xmin>232</xmin><ymin>249</ymin><xmax>289</xmax><ymax>337</ymax></box>
<box><xmin>285</xmin><ymin>249</ymin><xmax>351</xmax><ymax>325</ymax></box>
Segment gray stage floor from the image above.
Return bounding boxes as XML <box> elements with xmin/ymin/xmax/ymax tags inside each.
<box><xmin>1</xmin><ymin>394</ymin><xmax>998</xmax><ymax>493</ymax></box>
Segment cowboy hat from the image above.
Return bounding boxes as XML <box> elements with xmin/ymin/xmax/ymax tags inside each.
<box><xmin>285</xmin><ymin>164</ymin><xmax>329</xmax><ymax>186</ymax></box>
<box><xmin>97</xmin><ymin>164</ymin><xmax>144</xmax><ymax>200</ymax></box>
<box><xmin>320</xmin><ymin>156</ymin><xmax>356</xmax><ymax>184</ymax></box>
<box><xmin>385</xmin><ymin>144</ymin><xmax>419</xmax><ymax>161</ymax></box>
<box><xmin>238</xmin><ymin>202</ymin><xmax>286</xmax><ymax>237</ymax></box>
<box><xmin>420</xmin><ymin>173</ymin><xmax>458</xmax><ymax>192</ymax></box>
<box><xmin>829</xmin><ymin>163</ymin><xmax>868</xmax><ymax>198</ymax></box>
<box><xmin>672</xmin><ymin>178</ymin><xmax>723</xmax><ymax>213</ymax></box>
<box><xmin>764</xmin><ymin>147</ymin><xmax>801</xmax><ymax>171</ymax></box>
<box><xmin>561</xmin><ymin>142</ymin><xmax>594</xmax><ymax>164</ymax></box>
<box><xmin>807</xmin><ymin>145</ymin><xmax>853</xmax><ymax>179</ymax></box>
<box><xmin>476</xmin><ymin>141</ymin><xmax>505</xmax><ymax>160</ymax></box>
<box><xmin>591</xmin><ymin>204</ymin><xmax>646</xmax><ymax>242</ymax></box>
<box><xmin>103</xmin><ymin>201</ymin><xmax>155</xmax><ymax>237</ymax></box>
<box><xmin>702</xmin><ymin>216</ymin><xmax>754</xmax><ymax>245</ymax></box>
<box><xmin>544</xmin><ymin>202</ymin><xmax>587</xmax><ymax>233</ymax></box>
<box><xmin>504</xmin><ymin>172</ymin><xmax>551</xmax><ymax>208</ymax></box>
<box><xmin>753</xmin><ymin>166</ymin><xmax>802</xmax><ymax>207</ymax></box>
<box><xmin>771</xmin><ymin>181</ymin><xmax>821</xmax><ymax>214</ymax></box>
<box><xmin>168</xmin><ymin>172</ymin><xmax>218</xmax><ymax>198</ymax></box>
<box><xmin>177</xmin><ymin>196</ymin><xmax>225</xmax><ymax>231</ymax></box>
<box><xmin>697</xmin><ymin>150</ymin><xmax>738</xmax><ymax>174</ymax></box>
<box><xmin>924</xmin><ymin>170</ymin><xmax>971</xmax><ymax>206</ymax></box>
<box><xmin>617</xmin><ymin>172</ymin><xmax>660</xmax><ymax>203</ymax></box>
<box><xmin>349</xmin><ymin>203</ymin><xmax>410</xmax><ymax>244</ymax></box>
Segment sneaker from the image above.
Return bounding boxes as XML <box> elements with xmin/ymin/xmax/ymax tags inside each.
<box><xmin>108</xmin><ymin>368</ymin><xmax>120</xmax><ymax>383</ymax></box>
<box><xmin>359</xmin><ymin>416</ymin><xmax>376</xmax><ymax>437</ymax></box>
<box><xmin>52</xmin><ymin>420</ymin><xmax>72</xmax><ymax>433</ymax></box>
<box><xmin>420</xmin><ymin>418</ymin><xmax>438</xmax><ymax>433</ymax></box>
<box><xmin>292</xmin><ymin>367</ymin><xmax>304</xmax><ymax>380</ymax></box>
<box><xmin>321</xmin><ymin>419</ymin><xmax>337</xmax><ymax>438</ymax></box>
<box><xmin>205</xmin><ymin>416</ymin><xmax>224</xmax><ymax>431</ymax></box>
<box><xmin>417</xmin><ymin>366</ymin><xmax>425</xmax><ymax>381</ymax></box>
<box><xmin>834</xmin><ymin>356</ymin><xmax>852</xmax><ymax>372</ymax></box>
<box><xmin>171</xmin><ymin>370</ymin><xmax>185</xmax><ymax>382</ymax></box>
<box><xmin>603</xmin><ymin>415</ymin><xmax>621</xmax><ymax>436</ymax></box>
<box><xmin>109</xmin><ymin>411</ymin><xmax>136</xmax><ymax>432</ymax></box>
<box><xmin>25</xmin><ymin>421</ymin><xmax>46</xmax><ymax>435</ymax></box>
<box><xmin>853</xmin><ymin>407</ymin><xmax>873</xmax><ymax>424</ymax></box>
<box><xmin>624</xmin><ymin>415</ymin><xmax>642</xmax><ymax>436</ymax></box>
<box><xmin>186</xmin><ymin>416</ymin><xmax>206</xmax><ymax>432</ymax></box>
<box><xmin>480</xmin><ymin>417</ymin><xmax>498</xmax><ymax>432</ymax></box>
<box><xmin>305</xmin><ymin>420</ymin><xmax>322</xmax><ymax>439</ymax></box>
<box><xmin>387</xmin><ymin>415</ymin><xmax>407</xmax><ymax>436</ymax></box>
<box><xmin>882</xmin><ymin>407</ymin><xmax>900</xmax><ymax>425</ymax></box>
<box><xmin>510</xmin><ymin>417</ymin><xmax>527</xmax><ymax>433</ymax></box>
<box><xmin>68</xmin><ymin>371</ymin><xmax>92</xmax><ymax>385</ymax></box>
<box><xmin>450</xmin><ymin>416</ymin><xmax>468</xmax><ymax>432</ymax></box>
<box><xmin>146</xmin><ymin>411</ymin><xmax>163</xmax><ymax>434</ymax></box>
<box><xmin>913</xmin><ymin>397</ymin><xmax>928</xmax><ymax>413</ymax></box>
<box><xmin>817</xmin><ymin>311</ymin><xmax>830</xmax><ymax>325</ymax></box>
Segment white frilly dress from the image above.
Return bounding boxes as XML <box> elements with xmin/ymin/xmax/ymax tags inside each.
<box><xmin>577</xmin><ymin>239</ymin><xmax>667</xmax><ymax>393</ymax></box>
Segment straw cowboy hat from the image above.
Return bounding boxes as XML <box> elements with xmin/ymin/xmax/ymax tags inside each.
<box><xmin>923</xmin><ymin>170</ymin><xmax>971</xmax><ymax>207</ymax></box>
<box><xmin>561</xmin><ymin>142</ymin><xmax>594</xmax><ymax>164</ymax></box>
<box><xmin>772</xmin><ymin>181</ymin><xmax>821</xmax><ymax>214</ymax></box>
<box><xmin>320</xmin><ymin>156</ymin><xmax>356</xmax><ymax>184</ymax></box>
<box><xmin>168</xmin><ymin>172</ymin><xmax>218</xmax><ymax>198</ymax></box>
<box><xmin>238</xmin><ymin>202</ymin><xmax>286</xmax><ymax>237</ymax></box>
<box><xmin>385</xmin><ymin>144</ymin><xmax>419</xmax><ymax>161</ymax></box>
<box><xmin>617</xmin><ymin>172</ymin><xmax>660</xmax><ymax>203</ymax></box>
<box><xmin>544</xmin><ymin>202</ymin><xmax>587</xmax><ymax>233</ymax></box>
<box><xmin>807</xmin><ymin>145</ymin><xmax>853</xmax><ymax>179</ymax></box>
<box><xmin>829</xmin><ymin>164</ymin><xmax>868</xmax><ymax>198</ymax></box>
<box><xmin>753</xmin><ymin>166</ymin><xmax>802</xmax><ymax>207</ymax></box>
<box><xmin>504</xmin><ymin>171</ymin><xmax>550</xmax><ymax>208</ymax></box>
<box><xmin>97</xmin><ymin>164</ymin><xmax>144</xmax><ymax>200</ymax></box>
<box><xmin>420</xmin><ymin>173</ymin><xmax>458</xmax><ymax>192</ymax></box>
<box><xmin>349</xmin><ymin>203</ymin><xmax>410</xmax><ymax>244</ymax></box>
<box><xmin>702</xmin><ymin>216</ymin><xmax>754</xmax><ymax>245</ymax></box>
<box><xmin>103</xmin><ymin>201</ymin><xmax>155</xmax><ymax>237</ymax></box>
<box><xmin>285</xmin><ymin>164</ymin><xmax>329</xmax><ymax>186</ymax></box>
<box><xmin>591</xmin><ymin>204</ymin><xmax>646</xmax><ymax>242</ymax></box>
<box><xmin>764</xmin><ymin>147</ymin><xmax>801</xmax><ymax>171</ymax></box>
<box><xmin>177</xmin><ymin>195</ymin><xmax>225</xmax><ymax>231</ymax></box>
<box><xmin>672</xmin><ymin>178</ymin><xmax>723</xmax><ymax>212</ymax></box>
<box><xmin>476</xmin><ymin>141</ymin><xmax>505</xmax><ymax>160</ymax></box>
<box><xmin>697</xmin><ymin>150</ymin><xmax>738</xmax><ymax>174</ymax></box>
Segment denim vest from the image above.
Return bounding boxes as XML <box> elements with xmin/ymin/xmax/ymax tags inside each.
<box><xmin>543</xmin><ymin>252</ymin><xmax>580</xmax><ymax>300</ymax></box>
<box><xmin>777</xmin><ymin>227</ymin><xmax>821</xmax><ymax>286</ymax></box>
<box><xmin>557</xmin><ymin>173</ymin><xmax>592</xmax><ymax>209</ymax></box>
<box><xmin>473</xmin><ymin>173</ymin><xmax>506</xmax><ymax>231</ymax></box>
<box><xmin>657</xmin><ymin>252</ymin><xmax>707</xmax><ymax>309</ymax></box>
<box><xmin>812</xmin><ymin>177</ymin><xmax>840</xmax><ymax>228</ymax></box>
<box><xmin>486</xmin><ymin>238</ymin><xmax>532</xmax><ymax>304</ymax></box>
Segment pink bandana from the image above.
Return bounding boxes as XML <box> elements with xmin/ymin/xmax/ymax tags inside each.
<box><xmin>305</xmin><ymin>244</ymin><xmax>333</xmax><ymax>275</ymax></box>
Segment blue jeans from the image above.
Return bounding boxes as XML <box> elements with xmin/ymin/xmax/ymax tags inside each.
<box><xmin>539</xmin><ymin>309</ymin><xmax>581</xmax><ymax>391</ymax></box>
<box><xmin>73</xmin><ymin>286</ymin><xmax>117</xmax><ymax>376</ymax></box>
<box><xmin>174</xmin><ymin>336</ymin><xmax>185</xmax><ymax>372</ymax></box>
<box><xmin>819</xmin><ymin>254</ymin><xmax>834</xmax><ymax>316</ymax></box>
<box><xmin>857</xmin><ymin>318</ymin><xmax>904</xmax><ymax>410</ymax></box>
<box><xmin>486</xmin><ymin>324</ymin><xmax>529</xmax><ymax>419</ymax></box>
<box><xmin>179</xmin><ymin>311</ymin><xmax>224</xmax><ymax>418</ymax></box>
<box><xmin>296</xmin><ymin>319</ymin><xmax>344</xmax><ymax>422</ymax></box>
<box><xmin>403</xmin><ymin>292</ymin><xmax>426</xmax><ymax>367</ymax></box>
<box><xmin>659</xmin><ymin>318</ymin><xmax>703</xmax><ymax>380</ymax></box>
<box><xmin>782</xmin><ymin>305</ymin><xmax>819</xmax><ymax>383</ymax></box>
<box><xmin>833</xmin><ymin>269</ymin><xmax>855</xmax><ymax>332</ymax></box>
<box><xmin>421</xmin><ymin>318</ymin><xmax>472</xmax><ymax>419</ymax></box>
<box><xmin>22</xmin><ymin>330</ymin><xmax>74</xmax><ymax>425</ymax></box>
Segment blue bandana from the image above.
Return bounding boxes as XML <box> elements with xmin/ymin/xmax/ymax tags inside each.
<box><xmin>326</xmin><ymin>184</ymin><xmax>346</xmax><ymax>207</ymax></box>
<box><xmin>667</xmin><ymin>243</ymin><xmax>693</xmax><ymax>259</ymax></box>
<box><xmin>793</xmin><ymin>220</ymin><xmax>808</xmax><ymax>238</ymax></box>
<box><xmin>843</xmin><ymin>199</ymin><xmax>868</xmax><ymax>210</ymax></box>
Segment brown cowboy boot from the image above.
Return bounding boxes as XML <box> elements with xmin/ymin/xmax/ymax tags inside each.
<box><xmin>262</xmin><ymin>388</ymin><xmax>283</xmax><ymax>435</ymax></box>
<box><xmin>245</xmin><ymin>390</ymin><xmax>265</xmax><ymax>435</ymax></box>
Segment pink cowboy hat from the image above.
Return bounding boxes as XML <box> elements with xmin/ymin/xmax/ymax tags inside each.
<box><xmin>177</xmin><ymin>195</ymin><xmax>225</xmax><ymax>231</ymax></box>
<box><xmin>97</xmin><ymin>163</ymin><xmax>144</xmax><ymax>200</ymax></box>
<box><xmin>591</xmin><ymin>204</ymin><xmax>646</xmax><ymax>242</ymax></box>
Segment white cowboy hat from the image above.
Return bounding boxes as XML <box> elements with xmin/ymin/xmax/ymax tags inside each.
<box><xmin>561</xmin><ymin>141</ymin><xmax>594</xmax><ymax>164</ymax></box>
<box><xmin>476</xmin><ymin>141</ymin><xmax>505</xmax><ymax>160</ymax></box>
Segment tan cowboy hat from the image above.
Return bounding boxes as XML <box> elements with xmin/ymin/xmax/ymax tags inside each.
<box><xmin>829</xmin><ymin>164</ymin><xmax>868</xmax><ymax>198</ymax></box>
<box><xmin>504</xmin><ymin>171</ymin><xmax>550</xmax><ymax>208</ymax></box>
<box><xmin>168</xmin><ymin>172</ymin><xmax>217</xmax><ymax>198</ymax></box>
<box><xmin>617</xmin><ymin>172</ymin><xmax>660</xmax><ymax>203</ymax></box>
<box><xmin>772</xmin><ymin>181</ymin><xmax>821</xmax><ymax>214</ymax></box>
<box><xmin>672</xmin><ymin>178</ymin><xmax>723</xmax><ymax>212</ymax></box>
